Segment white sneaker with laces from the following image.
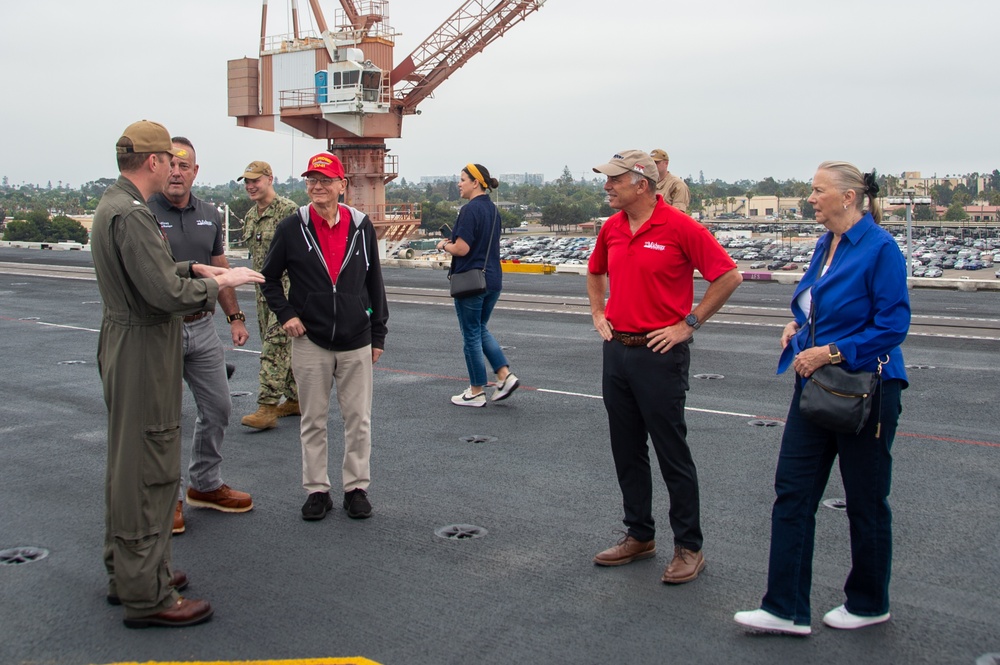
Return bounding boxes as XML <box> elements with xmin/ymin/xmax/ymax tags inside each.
<box><xmin>451</xmin><ymin>388</ymin><xmax>486</xmax><ymax>407</ymax></box>
<box><xmin>822</xmin><ymin>605</ymin><xmax>890</xmax><ymax>630</ymax></box>
<box><xmin>491</xmin><ymin>373</ymin><xmax>520</xmax><ymax>402</ymax></box>
<box><xmin>734</xmin><ymin>608</ymin><xmax>811</xmax><ymax>636</ymax></box>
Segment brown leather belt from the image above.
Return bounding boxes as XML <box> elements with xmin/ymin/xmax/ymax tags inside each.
<box><xmin>611</xmin><ymin>330</ymin><xmax>650</xmax><ymax>347</ymax></box>
<box><xmin>183</xmin><ymin>312</ymin><xmax>210</xmax><ymax>323</ymax></box>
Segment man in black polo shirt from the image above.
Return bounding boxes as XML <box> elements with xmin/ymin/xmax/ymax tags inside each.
<box><xmin>148</xmin><ymin>137</ymin><xmax>253</xmax><ymax>533</ymax></box>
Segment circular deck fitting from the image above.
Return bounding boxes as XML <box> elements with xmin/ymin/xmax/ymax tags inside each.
<box><xmin>822</xmin><ymin>498</ymin><xmax>847</xmax><ymax>511</ymax></box>
<box><xmin>434</xmin><ymin>524</ymin><xmax>488</xmax><ymax>540</ymax></box>
<box><xmin>0</xmin><ymin>547</ymin><xmax>50</xmax><ymax>565</ymax></box>
<box><xmin>460</xmin><ymin>435</ymin><xmax>498</xmax><ymax>444</ymax></box>
<box><xmin>694</xmin><ymin>373</ymin><xmax>725</xmax><ymax>380</ymax></box>
<box><xmin>748</xmin><ymin>419</ymin><xmax>782</xmax><ymax>427</ymax></box>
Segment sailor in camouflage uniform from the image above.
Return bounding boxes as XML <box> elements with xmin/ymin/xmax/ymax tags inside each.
<box><xmin>238</xmin><ymin>161</ymin><xmax>300</xmax><ymax>430</ymax></box>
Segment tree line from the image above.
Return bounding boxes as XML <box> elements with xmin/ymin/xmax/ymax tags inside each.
<box><xmin>4</xmin><ymin>168</ymin><xmax>1000</xmax><ymax>244</ymax></box>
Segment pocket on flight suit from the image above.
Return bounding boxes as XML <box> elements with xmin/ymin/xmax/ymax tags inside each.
<box><xmin>142</xmin><ymin>424</ymin><xmax>182</xmax><ymax>487</ymax></box>
<box><xmin>142</xmin><ymin>425</ymin><xmax>181</xmax><ymax>526</ymax></box>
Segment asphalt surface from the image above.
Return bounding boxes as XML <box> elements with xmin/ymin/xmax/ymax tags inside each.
<box><xmin>1</xmin><ymin>247</ymin><xmax>998</xmax><ymax>665</ymax></box>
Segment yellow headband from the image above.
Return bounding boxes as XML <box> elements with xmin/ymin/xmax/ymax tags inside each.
<box><xmin>465</xmin><ymin>163</ymin><xmax>488</xmax><ymax>190</ymax></box>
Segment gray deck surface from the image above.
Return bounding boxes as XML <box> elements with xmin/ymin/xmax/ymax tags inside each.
<box><xmin>1</xmin><ymin>247</ymin><xmax>998</xmax><ymax>665</ymax></box>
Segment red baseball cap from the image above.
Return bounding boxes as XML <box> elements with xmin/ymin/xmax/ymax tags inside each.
<box><xmin>301</xmin><ymin>153</ymin><xmax>345</xmax><ymax>179</ymax></box>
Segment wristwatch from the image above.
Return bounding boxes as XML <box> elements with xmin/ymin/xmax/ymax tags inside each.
<box><xmin>828</xmin><ymin>343</ymin><xmax>842</xmax><ymax>364</ymax></box>
<box><xmin>226</xmin><ymin>311</ymin><xmax>246</xmax><ymax>324</ymax></box>
<box><xmin>684</xmin><ymin>313</ymin><xmax>701</xmax><ymax>330</ymax></box>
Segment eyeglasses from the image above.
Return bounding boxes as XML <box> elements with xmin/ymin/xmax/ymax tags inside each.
<box><xmin>305</xmin><ymin>177</ymin><xmax>338</xmax><ymax>188</ymax></box>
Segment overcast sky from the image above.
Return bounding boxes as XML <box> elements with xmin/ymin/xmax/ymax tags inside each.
<box><xmin>2</xmin><ymin>0</ymin><xmax>996</xmax><ymax>189</ymax></box>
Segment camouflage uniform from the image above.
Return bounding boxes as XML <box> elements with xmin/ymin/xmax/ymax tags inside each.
<box><xmin>243</xmin><ymin>195</ymin><xmax>298</xmax><ymax>405</ymax></box>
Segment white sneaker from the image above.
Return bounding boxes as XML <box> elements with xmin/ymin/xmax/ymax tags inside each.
<box><xmin>490</xmin><ymin>373</ymin><xmax>520</xmax><ymax>402</ymax></box>
<box><xmin>734</xmin><ymin>608</ymin><xmax>811</xmax><ymax>636</ymax></box>
<box><xmin>822</xmin><ymin>605</ymin><xmax>890</xmax><ymax>630</ymax></box>
<box><xmin>451</xmin><ymin>388</ymin><xmax>486</xmax><ymax>407</ymax></box>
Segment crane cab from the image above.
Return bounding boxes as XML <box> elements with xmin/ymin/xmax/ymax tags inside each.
<box><xmin>315</xmin><ymin>48</ymin><xmax>388</xmax><ymax>114</ymax></box>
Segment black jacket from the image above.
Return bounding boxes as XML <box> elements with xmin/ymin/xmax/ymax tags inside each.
<box><xmin>261</xmin><ymin>204</ymin><xmax>388</xmax><ymax>351</ymax></box>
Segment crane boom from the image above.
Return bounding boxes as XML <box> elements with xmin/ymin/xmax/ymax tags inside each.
<box><xmin>391</xmin><ymin>0</ymin><xmax>545</xmax><ymax>114</ymax></box>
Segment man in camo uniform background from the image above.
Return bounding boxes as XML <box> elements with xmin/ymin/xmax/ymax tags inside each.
<box><xmin>238</xmin><ymin>161</ymin><xmax>300</xmax><ymax>430</ymax></box>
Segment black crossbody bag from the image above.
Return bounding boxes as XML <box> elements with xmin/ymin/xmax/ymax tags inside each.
<box><xmin>799</xmin><ymin>303</ymin><xmax>887</xmax><ymax>437</ymax></box>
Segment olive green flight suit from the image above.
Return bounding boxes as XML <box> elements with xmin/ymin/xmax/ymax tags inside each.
<box><xmin>91</xmin><ymin>175</ymin><xmax>219</xmax><ymax>619</ymax></box>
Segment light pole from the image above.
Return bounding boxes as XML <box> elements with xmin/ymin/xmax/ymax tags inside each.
<box><xmin>886</xmin><ymin>189</ymin><xmax>932</xmax><ymax>278</ymax></box>
<box><xmin>216</xmin><ymin>204</ymin><xmax>246</xmax><ymax>253</ymax></box>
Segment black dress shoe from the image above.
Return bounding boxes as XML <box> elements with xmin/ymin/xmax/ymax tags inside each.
<box><xmin>123</xmin><ymin>597</ymin><xmax>213</xmax><ymax>628</ymax></box>
<box><xmin>107</xmin><ymin>570</ymin><xmax>188</xmax><ymax>606</ymax></box>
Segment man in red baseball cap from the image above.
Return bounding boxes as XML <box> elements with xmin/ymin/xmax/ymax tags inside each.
<box><xmin>301</xmin><ymin>153</ymin><xmax>346</xmax><ymax>180</ymax></box>
<box><xmin>261</xmin><ymin>153</ymin><xmax>388</xmax><ymax>523</ymax></box>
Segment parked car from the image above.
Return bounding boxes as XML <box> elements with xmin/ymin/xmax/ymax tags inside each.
<box><xmin>749</xmin><ymin>261</ymin><xmax>765</xmax><ymax>269</ymax></box>
<box><xmin>767</xmin><ymin>260</ymin><xmax>786</xmax><ymax>270</ymax></box>
<box><xmin>780</xmin><ymin>262</ymin><xmax>799</xmax><ymax>271</ymax></box>
<box><xmin>924</xmin><ymin>267</ymin><xmax>943</xmax><ymax>278</ymax></box>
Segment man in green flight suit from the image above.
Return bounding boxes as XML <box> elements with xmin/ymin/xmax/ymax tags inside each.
<box><xmin>238</xmin><ymin>160</ymin><xmax>300</xmax><ymax>430</ymax></box>
<box><xmin>91</xmin><ymin>120</ymin><xmax>264</xmax><ymax>628</ymax></box>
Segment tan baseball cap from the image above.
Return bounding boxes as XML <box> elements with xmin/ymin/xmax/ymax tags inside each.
<box><xmin>649</xmin><ymin>148</ymin><xmax>669</xmax><ymax>162</ymax></box>
<box><xmin>238</xmin><ymin>160</ymin><xmax>273</xmax><ymax>181</ymax></box>
<box><xmin>593</xmin><ymin>150</ymin><xmax>658</xmax><ymax>182</ymax></box>
<box><xmin>115</xmin><ymin>120</ymin><xmax>180</xmax><ymax>156</ymax></box>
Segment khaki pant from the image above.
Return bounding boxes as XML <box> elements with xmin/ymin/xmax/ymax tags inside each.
<box><xmin>291</xmin><ymin>336</ymin><xmax>372</xmax><ymax>494</ymax></box>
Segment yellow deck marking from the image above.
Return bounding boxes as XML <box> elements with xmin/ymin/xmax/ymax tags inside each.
<box><xmin>99</xmin><ymin>659</ymin><xmax>383</xmax><ymax>665</ymax></box>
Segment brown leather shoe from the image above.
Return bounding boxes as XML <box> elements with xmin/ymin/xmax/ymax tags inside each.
<box><xmin>172</xmin><ymin>500</ymin><xmax>185</xmax><ymax>535</ymax></box>
<box><xmin>275</xmin><ymin>399</ymin><xmax>300</xmax><ymax>417</ymax></box>
<box><xmin>186</xmin><ymin>484</ymin><xmax>253</xmax><ymax>513</ymax></box>
<box><xmin>107</xmin><ymin>570</ymin><xmax>188</xmax><ymax>606</ymax></box>
<box><xmin>661</xmin><ymin>546</ymin><xmax>705</xmax><ymax>584</ymax></box>
<box><xmin>593</xmin><ymin>535</ymin><xmax>656</xmax><ymax>566</ymax></box>
<box><xmin>123</xmin><ymin>597</ymin><xmax>213</xmax><ymax>628</ymax></box>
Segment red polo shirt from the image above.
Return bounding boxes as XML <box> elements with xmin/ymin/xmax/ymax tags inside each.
<box><xmin>310</xmin><ymin>204</ymin><xmax>349</xmax><ymax>283</ymax></box>
<box><xmin>588</xmin><ymin>196</ymin><xmax>736</xmax><ymax>332</ymax></box>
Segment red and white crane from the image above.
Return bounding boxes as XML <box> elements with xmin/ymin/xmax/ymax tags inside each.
<box><xmin>229</xmin><ymin>0</ymin><xmax>546</xmax><ymax>241</ymax></box>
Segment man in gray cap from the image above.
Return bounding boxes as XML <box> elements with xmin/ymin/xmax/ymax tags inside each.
<box><xmin>650</xmin><ymin>148</ymin><xmax>691</xmax><ymax>212</ymax></box>
<box><xmin>238</xmin><ymin>161</ymin><xmax>300</xmax><ymax>430</ymax></box>
<box><xmin>587</xmin><ymin>149</ymin><xmax>741</xmax><ymax>585</ymax></box>
<box><xmin>92</xmin><ymin>120</ymin><xmax>263</xmax><ymax>627</ymax></box>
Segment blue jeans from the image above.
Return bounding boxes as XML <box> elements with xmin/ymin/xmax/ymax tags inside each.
<box><xmin>761</xmin><ymin>379</ymin><xmax>903</xmax><ymax>625</ymax></box>
<box><xmin>453</xmin><ymin>290</ymin><xmax>508</xmax><ymax>387</ymax></box>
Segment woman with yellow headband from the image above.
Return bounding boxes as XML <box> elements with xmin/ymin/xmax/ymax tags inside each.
<box><xmin>436</xmin><ymin>163</ymin><xmax>519</xmax><ymax>407</ymax></box>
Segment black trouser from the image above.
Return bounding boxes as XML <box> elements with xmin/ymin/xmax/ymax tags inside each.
<box><xmin>602</xmin><ymin>338</ymin><xmax>702</xmax><ymax>550</ymax></box>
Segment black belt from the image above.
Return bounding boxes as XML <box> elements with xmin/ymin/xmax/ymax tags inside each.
<box><xmin>611</xmin><ymin>330</ymin><xmax>650</xmax><ymax>347</ymax></box>
<box><xmin>183</xmin><ymin>312</ymin><xmax>210</xmax><ymax>323</ymax></box>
